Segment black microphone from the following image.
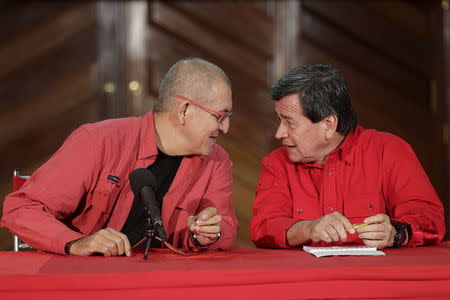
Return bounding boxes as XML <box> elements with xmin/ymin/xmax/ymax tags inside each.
<box><xmin>129</xmin><ymin>168</ymin><xmax>167</xmax><ymax>242</ymax></box>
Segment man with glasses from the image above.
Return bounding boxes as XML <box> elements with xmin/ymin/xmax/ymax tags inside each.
<box><xmin>2</xmin><ymin>58</ymin><xmax>238</xmax><ymax>256</ymax></box>
<box><xmin>250</xmin><ymin>65</ymin><xmax>445</xmax><ymax>250</ymax></box>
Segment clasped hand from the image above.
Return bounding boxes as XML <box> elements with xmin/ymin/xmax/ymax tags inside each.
<box><xmin>306</xmin><ymin>212</ymin><xmax>395</xmax><ymax>249</ymax></box>
<box><xmin>187</xmin><ymin>207</ymin><xmax>222</xmax><ymax>246</ymax></box>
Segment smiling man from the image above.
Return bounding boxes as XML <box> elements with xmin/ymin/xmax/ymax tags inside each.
<box><xmin>250</xmin><ymin>64</ymin><xmax>445</xmax><ymax>249</ymax></box>
<box><xmin>2</xmin><ymin>58</ymin><xmax>238</xmax><ymax>256</ymax></box>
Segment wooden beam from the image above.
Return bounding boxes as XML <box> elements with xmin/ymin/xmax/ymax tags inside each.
<box><xmin>303</xmin><ymin>1</ymin><xmax>430</xmax><ymax>77</ymax></box>
<box><xmin>0</xmin><ymin>2</ymin><xmax>69</xmax><ymax>43</ymax></box>
<box><xmin>149</xmin><ymin>1</ymin><xmax>268</xmax><ymax>87</ymax></box>
<box><xmin>0</xmin><ymin>3</ymin><xmax>94</xmax><ymax>78</ymax></box>
<box><xmin>170</xmin><ymin>1</ymin><xmax>272</xmax><ymax>60</ymax></box>
<box><xmin>301</xmin><ymin>7</ymin><xmax>429</xmax><ymax>108</ymax></box>
<box><xmin>0</xmin><ymin>26</ymin><xmax>97</xmax><ymax>113</ymax></box>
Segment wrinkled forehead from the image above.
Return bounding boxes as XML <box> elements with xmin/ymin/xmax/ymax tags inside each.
<box><xmin>203</xmin><ymin>79</ymin><xmax>233</xmax><ymax>111</ymax></box>
<box><xmin>275</xmin><ymin>94</ymin><xmax>303</xmax><ymax>116</ymax></box>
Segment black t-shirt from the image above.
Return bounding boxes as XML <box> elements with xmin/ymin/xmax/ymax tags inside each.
<box><xmin>121</xmin><ymin>149</ymin><xmax>182</xmax><ymax>247</ymax></box>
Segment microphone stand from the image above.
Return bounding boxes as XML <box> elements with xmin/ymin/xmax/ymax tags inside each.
<box><xmin>143</xmin><ymin>216</ymin><xmax>155</xmax><ymax>260</ymax></box>
<box><xmin>132</xmin><ymin>215</ymin><xmax>190</xmax><ymax>259</ymax></box>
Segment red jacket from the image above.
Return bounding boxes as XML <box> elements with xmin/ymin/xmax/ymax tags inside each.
<box><xmin>2</xmin><ymin>112</ymin><xmax>238</xmax><ymax>254</ymax></box>
<box><xmin>251</xmin><ymin>126</ymin><xmax>445</xmax><ymax>248</ymax></box>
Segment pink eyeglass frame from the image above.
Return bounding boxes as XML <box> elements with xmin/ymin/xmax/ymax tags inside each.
<box><xmin>170</xmin><ymin>94</ymin><xmax>232</xmax><ymax>123</ymax></box>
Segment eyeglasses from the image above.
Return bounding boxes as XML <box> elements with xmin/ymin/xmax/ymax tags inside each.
<box><xmin>170</xmin><ymin>94</ymin><xmax>232</xmax><ymax>123</ymax></box>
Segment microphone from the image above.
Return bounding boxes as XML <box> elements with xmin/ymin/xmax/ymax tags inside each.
<box><xmin>129</xmin><ymin>168</ymin><xmax>167</xmax><ymax>242</ymax></box>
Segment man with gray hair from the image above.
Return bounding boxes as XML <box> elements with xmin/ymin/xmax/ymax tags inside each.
<box><xmin>2</xmin><ymin>58</ymin><xmax>238</xmax><ymax>256</ymax></box>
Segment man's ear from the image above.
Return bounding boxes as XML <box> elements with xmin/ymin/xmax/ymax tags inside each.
<box><xmin>323</xmin><ymin>114</ymin><xmax>338</xmax><ymax>139</ymax></box>
<box><xmin>175</xmin><ymin>102</ymin><xmax>190</xmax><ymax>126</ymax></box>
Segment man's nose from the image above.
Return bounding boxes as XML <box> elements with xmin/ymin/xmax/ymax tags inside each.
<box><xmin>275</xmin><ymin>123</ymin><xmax>287</xmax><ymax>140</ymax></box>
<box><xmin>219</xmin><ymin>118</ymin><xmax>230</xmax><ymax>134</ymax></box>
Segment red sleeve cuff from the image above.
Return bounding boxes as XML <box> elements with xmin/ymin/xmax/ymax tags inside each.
<box><xmin>54</xmin><ymin>231</ymin><xmax>85</xmax><ymax>255</ymax></box>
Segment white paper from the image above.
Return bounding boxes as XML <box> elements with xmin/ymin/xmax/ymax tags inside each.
<box><xmin>303</xmin><ymin>245</ymin><xmax>385</xmax><ymax>257</ymax></box>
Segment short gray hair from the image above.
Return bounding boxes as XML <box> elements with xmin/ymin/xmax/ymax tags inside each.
<box><xmin>154</xmin><ymin>58</ymin><xmax>231</xmax><ymax>113</ymax></box>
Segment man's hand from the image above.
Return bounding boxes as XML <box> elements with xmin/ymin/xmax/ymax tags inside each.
<box><xmin>357</xmin><ymin>214</ymin><xmax>395</xmax><ymax>249</ymax></box>
<box><xmin>187</xmin><ymin>207</ymin><xmax>222</xmax><ymax>246</ymax></box>
<box><xmin>67</xmin><ymin>228</ymin><xmax>132</xmax><ymax>256</ymax></box>
<box><xmin>287</xmin><ymin>212</ymin><xmax>355</xmax><ymax>247</ymax></box>
<box><xmin>306</xmin><ymin>212</ymin><xmax>355</xmax><ymax>243</ymax></box>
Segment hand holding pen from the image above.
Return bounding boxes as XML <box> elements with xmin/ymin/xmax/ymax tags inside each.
<box><xmin>305</xmin><ymin>212</ymin><xmax>356</xmax><ymax>243</ymax></box>
<box><xmin>354</xmin><ymin>214</ymin><xmax>396</xmax><ymax>249</ymax></box>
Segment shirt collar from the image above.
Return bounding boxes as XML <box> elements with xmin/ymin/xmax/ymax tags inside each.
<box><xmin>328</xmin><ymin>125</ymin><xmax>362</xmax><ymax>166</ymax></box>
<box><xmin>137</xmin><ymin>111</ymin><xmax>158</xmax><ymax>160</ymax></box>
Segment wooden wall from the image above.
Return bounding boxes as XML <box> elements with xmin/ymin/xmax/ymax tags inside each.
<box><xmin>0</xmin><ymin>2</ymin><xmax>101</xmax><ymax>250</ymax></box>
<box><xmin>0</xmin><ymin>0</ymin><xmax>448</xmax><ymax>250</ymax></box>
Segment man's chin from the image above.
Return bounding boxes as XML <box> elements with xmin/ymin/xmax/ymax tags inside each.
<box><xmin>287</xmin><ymin>152</ymin><xmax>303</xmax><ymax>163</ymax></box>
<box><xmin>200</xmin><ymin>145</ymin><xmax>214</xmax><ymax>156</ymax></box>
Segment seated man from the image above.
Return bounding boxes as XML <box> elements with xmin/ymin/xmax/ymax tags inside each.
<box><xmin>2</xmin><ymin>57</ymin><xmax>238</xmax><ymax>256</ymax></box>
<box><xmin>250</xmin><ymin>65</ymin><xmax>445</xmax><ymax>249</ymax></box>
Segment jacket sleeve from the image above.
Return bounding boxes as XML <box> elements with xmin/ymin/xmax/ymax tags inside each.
<box><xmin>1</xmin><ymin>127</ymin><xmax>97</xmax><ymax>254</ymax></box>
<box><xmin>382</xmin><ymin>137</ymin><xmax>446</xmax><ymax>246</ymax></box>
<box><xmin>250</xmin><ymin>152</ymin><xmax>299</xmax><ymax>248</ymax></box>
<box><xmin>190</xmin><ymin>146</ymin><xmax>238</xmax><ymax>250</ymax></box>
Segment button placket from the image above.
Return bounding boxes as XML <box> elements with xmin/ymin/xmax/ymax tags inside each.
<box><xmin>323</xmin><ymin>165</ymin><xmax>337</xmax><ymax>215</ymax></box>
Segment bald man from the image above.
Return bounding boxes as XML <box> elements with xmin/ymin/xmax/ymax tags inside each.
<box><xmin>2</xmin><ymin>58</ymin><xmax>238</xmax><ymax>256</ymax></box>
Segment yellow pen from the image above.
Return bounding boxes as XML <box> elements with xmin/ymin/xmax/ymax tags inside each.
<box><xmin>353</xmin><ymin>223</ymin><xmax>368</xmax><ymax>229</ymax></box>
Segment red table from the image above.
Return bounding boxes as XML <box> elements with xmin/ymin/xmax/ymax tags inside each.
<box><xmin>1</xmin><ymin>244</ymin><xmax>450</xmax><ymax>299</ymax></box>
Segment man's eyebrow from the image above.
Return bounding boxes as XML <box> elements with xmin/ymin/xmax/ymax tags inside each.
<box><xmin>280</xmin><ymin>114</ymin><xmax>292</xmax><ymax>120</ymax></box>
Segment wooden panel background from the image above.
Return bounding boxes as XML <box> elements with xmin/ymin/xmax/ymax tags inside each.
<box><xmin>0</xmin><ymin>2</ymin><xmax>101</xmax><ymax>250</ymax></box>
<box><xmin>0</xmin><ymin>0</ymin><xmax>448</xmax><ymax>250</ymax></box>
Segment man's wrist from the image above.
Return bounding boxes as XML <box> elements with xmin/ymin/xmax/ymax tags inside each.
<box><xmin>286</xmin><ymin>221</ymin><xmax>312</xmax><ymax>247</ymax></box>
<box><xmin>64</xmin><ymin>239</ymin><xmax>81</xmax><ymax>255</ymax></box>
<box><xmin>390</xmin><ymin>221</ymin><xmax>408</xmax><ymax>248</ymax></box>
<box><xmin>190</xmin><ymin>232</ymin><xmax>221</xmax><ymax>247</ymax></box>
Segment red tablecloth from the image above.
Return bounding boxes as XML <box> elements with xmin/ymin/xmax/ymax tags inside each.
<box><xmin>1</xmin><ymin>243</ymin><xmax>450</xmax><ymax>299</ymax></box>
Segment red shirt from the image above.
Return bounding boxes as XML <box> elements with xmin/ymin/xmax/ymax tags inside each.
<box><xmin>2</xmin><ymin>112</ymin><xmax>238</xmax><ymax>254</ymax></box>
<box><xmin>250</xmin><ymin>126</ymin><xmax>445</xmax><ymax>248</ymax></box>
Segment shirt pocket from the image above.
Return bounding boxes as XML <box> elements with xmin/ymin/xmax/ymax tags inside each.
<box><xmin>292</xmin><ymin>206</ymin><xmax>320</xmax><ymax>221</ymax></box>
<box><xmin>344</xmin><ymin>193</ymin><xmax>386</xmax><ymax>223</ymax></box>
<box><xmin>72</xmin><ymin>174</ymin><xmax>123</xmax><ymax>234</ymax></box>
<box><xmin>91</xmin><ymin>177</ymin><xmax>122</xmax><ymax>225</ymax></box>
<box><xmin>169</xmin><ymin>196</ymin><xmax>200</xmax><ymax>225</ymax></box>
<box><xmin>174</xmin><ymin>197</ymin><xmax>199</xmax><ymax>215</ymax></box>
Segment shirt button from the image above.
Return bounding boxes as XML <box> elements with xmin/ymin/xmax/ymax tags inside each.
<box><xmin>368</xmin><ymin>204</ymin><xmax>373</xmax><ymax>211</ymax></box>
<box><xmin>327</xmin><ymin>207</ymin><xmax>333</xmax><ymax>212</ymax></box>
<box><xmin>326</xmin><ymin>170</ymin><xmax>332</xmax><ymax>175</ymax></box>
<box><xmin>296</xmin><ymin>208</ymin><xmax>303</xmax><ymax>214</ymax></box>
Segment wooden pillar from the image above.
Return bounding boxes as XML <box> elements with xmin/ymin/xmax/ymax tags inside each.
<box><xmin>96</xmin><ymin>1</ymin><xmax>148</xmax><ymax>118</ymax></box>
<box><xmin>269</xmin><ymin>0</ymin><xmax>300</xmax><ymax>150</ymax></box>
<box><xmin>125</xmin><ymin>1</ymin><xmax>149</xmax><ymax>116</ymax></box>
<box><xmin>271</xmin><ymin>0</ymin><xmax>300</xmax><ymax>83</ymax></box>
